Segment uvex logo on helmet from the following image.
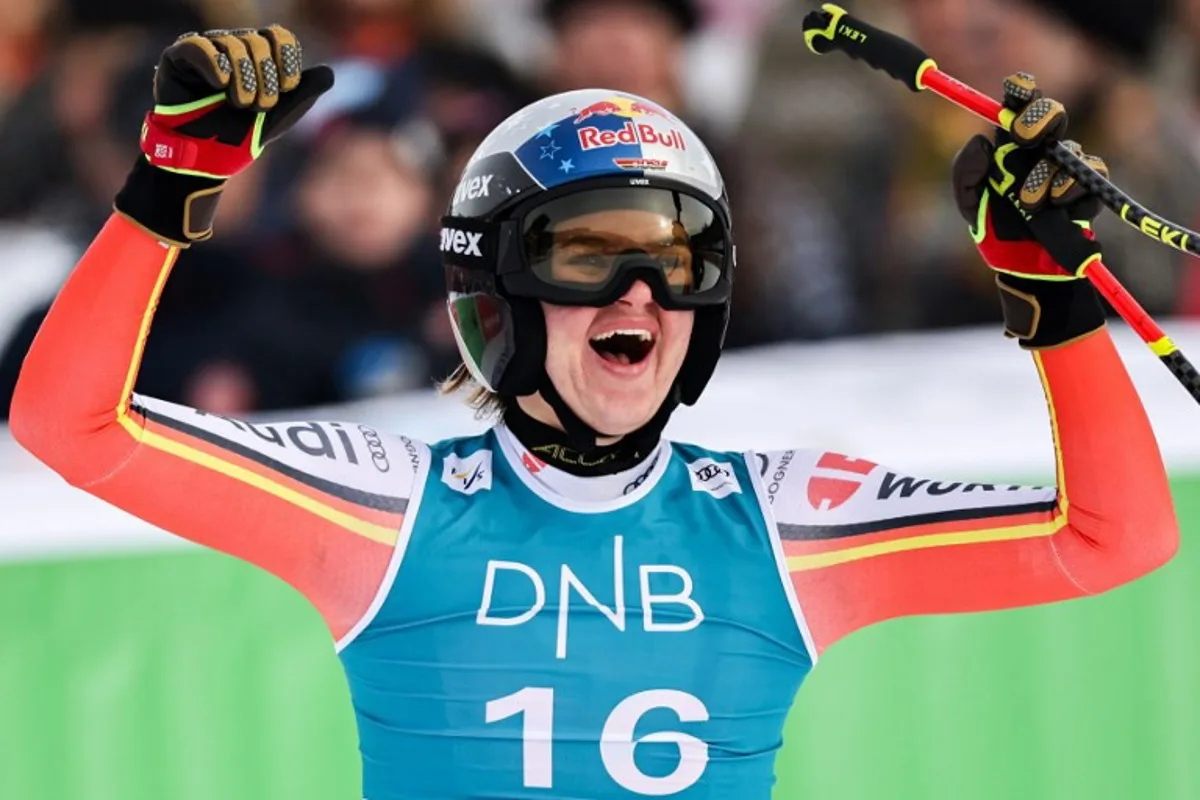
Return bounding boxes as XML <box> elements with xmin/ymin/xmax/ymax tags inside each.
<box><xmin>453</xmin><ymin>174</ymin><xmax>493</xmax><ymax>206</ymax></box>
<box><xmin>441</xmin><ymin>227</ymin><xmax>483</xmax><ymax>257</ymax></box>
<box><xmin>806</xmin><ymin>452</ymin><xmax>877</xmax><ymax>511</ymax></box>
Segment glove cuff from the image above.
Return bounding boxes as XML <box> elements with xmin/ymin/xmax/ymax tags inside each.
<box><xmin>113</xmin><ymin>156</ymin><xmax>226</xmax><ymax>247</ymax></box>
<box><xmin>995</xmin><ymin>273</ymin><xmax>1105</xmax><ymax>349</ymax></box>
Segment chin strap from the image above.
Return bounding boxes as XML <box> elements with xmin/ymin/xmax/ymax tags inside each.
<box><xmin>537</xmin><ymin>373</ymin><xmax>614</xmax><ymax>451</ymax></box>
<box><xmin>535</xmin><ymin>371</ymin><xmax>681</xmax><ymax>455</ymax></box>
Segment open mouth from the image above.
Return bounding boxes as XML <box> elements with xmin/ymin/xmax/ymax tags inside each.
<box><xmin>589</xmin><ymin>329</ymin><xmax>656</xmax><ymax>366</ymax></box>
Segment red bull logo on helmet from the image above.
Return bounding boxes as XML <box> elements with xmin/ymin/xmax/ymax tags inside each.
<box><xmin>573</xmin><ymin>95</ymin><xmax>669</xmax><ymax>124</ymax></box>
<box><xmin>573</xmin><ymin>99</ymin><xmax>623</xmax><ymax>124</ymax></box>
<box><xmin>572</xmin><ymin>95</ymin><xmax>685</xmax><ymax>153</ymax></box>
<box><xmin>578</xmin><ymin>121</ymin><xmax>687</xmax><ymax>152</ymax></box>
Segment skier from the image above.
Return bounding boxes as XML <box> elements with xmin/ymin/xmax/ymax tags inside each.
<box><xmin>9</xmin><ymin>29</ymin><xmax>1178</xmax><ymax>800</ymax></box>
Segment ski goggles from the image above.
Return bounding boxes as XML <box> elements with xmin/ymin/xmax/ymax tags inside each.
<box><xmin>442</xmin><ymin>182</ymin><xmax>734</xmax><ymax>310</ymax></box>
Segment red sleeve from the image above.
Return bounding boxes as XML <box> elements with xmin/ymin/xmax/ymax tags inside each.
<box><xmin>9</xmin><ymin>215</ymin><xmax>414</xmax><ymax>641</ymax></box>
<box><xmin>759</xmin><ymin>328</ymin><xmax>1179</xmax><ymax>655</ymax></box>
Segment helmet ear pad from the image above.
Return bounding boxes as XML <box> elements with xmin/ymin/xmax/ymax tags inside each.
<box><xmin>677</xmin><ymin>305</ymin><xmax>729</xmax><ymax>406</ymax></box>
<box><xmin>494</xmin><ymin>295</ymin><xmax>547</xmax><ymax>398</ymax></box>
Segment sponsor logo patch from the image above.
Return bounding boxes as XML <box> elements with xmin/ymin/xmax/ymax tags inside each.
<box><xmin>613</xmin><ymin>157</ymin><xmax>670</xmax><ymax>170</ymax></box>
<box><xmin>578</xmin><ymin>121</ymin><xmax>686</xmax><ymax>152</ymax></box>
<box><xmin>443</xmin><ymin>450</ymin><xmax>493</xmax><ymax>495</ymax></box>
<box><xmin>806</xmin><ymin>452</ymin><xmax>878</xmax><ymax>511</ymax></box>
<box><xmin>440</xmin><ymin>227</ymin><xmax>483</xmax><ymax>257</ymax></box>
<box><xmin>688</xmin><ymin>457</ymin><xmax>741</xmax><ymax>499</ymax></box>
<box><xmin>521</xmin><ymin>450</ymin><xmax>546</xmax><ymax>474</ymax></box>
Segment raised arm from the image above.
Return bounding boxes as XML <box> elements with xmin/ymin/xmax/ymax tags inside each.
<box><xmin>759</xmin><ymin>326</ymin><xmax>1176</xmax><ymax>655</ymax></box>
<box><xmin>759</xmin><ymin>73</ymin><xmax>1182</xmax><ymax>655</ymax></box>
<box><xmin>10</xmin><ymin>213</ymin><xmax>424</xmax><ymax>641</ymax></box>
<box><xmin>8</xmin><ymin>30</ymin><xmax>417</xmax><ymax>643</ymax></box>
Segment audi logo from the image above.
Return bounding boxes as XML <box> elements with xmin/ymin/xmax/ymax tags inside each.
<box><xmin>358</xmin><ymin>425</ymin><xmax>390</xmax><ymax>473</ymax></box>
<box><xmin>694</xmin><ymin>464</ymin><xmax>727</xmax><ymax>483</ymax></box>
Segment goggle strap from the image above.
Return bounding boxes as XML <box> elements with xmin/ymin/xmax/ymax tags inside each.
<box><xmin>439</xmin><ymin>215</ymin><xmax>498</xmax><ymax>270</ymax></box>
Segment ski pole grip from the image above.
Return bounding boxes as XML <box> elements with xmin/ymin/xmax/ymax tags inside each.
<box><xmin>802</xmin><ymin>3</ymin><xmax>936</xmax><ymax>92</ymax></box>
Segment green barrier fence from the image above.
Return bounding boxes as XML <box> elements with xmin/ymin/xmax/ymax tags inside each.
<box><xmin>2</xmin><ymin>478</ymin><xmax>1197</xmax><ymax>800</ymax></box>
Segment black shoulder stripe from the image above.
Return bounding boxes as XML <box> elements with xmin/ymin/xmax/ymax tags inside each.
<box><xmin>778</xmin><ymin>499</ymin><xmax>1059</xmax><ymax>541</ymax></box>
<box><xmin>137</xmin><ymin>405</ymin><xmax>409</xmax><ymax>514</ymax></box>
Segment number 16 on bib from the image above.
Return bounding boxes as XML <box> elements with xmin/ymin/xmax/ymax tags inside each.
<box><xmin>486</xmin><ymin>686</ymin><xmax>710</xmax><ymax>795</ymax></box>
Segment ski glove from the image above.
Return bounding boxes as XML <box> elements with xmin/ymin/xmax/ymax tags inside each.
<box><xmin>114</xmin><ymin>26</ymin><xmax>334</xmax><ymax>246</ymax></box>
<box><xmin>951</xmin><ymin>72</ymin><xmax>1107</xmax><ymax>348</ymax></box>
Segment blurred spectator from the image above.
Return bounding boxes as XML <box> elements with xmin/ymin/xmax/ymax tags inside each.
<box><xmin>872</xmin><ymin>0</ymin><xmax>1009</xmax><ymax>332</ymax></box>
<box><xmin>413</xmin><ymin>38</ymin><xmax>539</xmax><ymax>210</ymax></box>
<box><xmin>0</xmin><ymin>0</ymin><xmax>265</xmax><ymax>419</ymax></box>
<box><xmin>705</xmin><ymin>0</ymin><xmax>892</xmax><ymax>343</ymax></box>
<box><xmin>738</xmin><ymin>0</ymin><xmax>1188</xmax><ymax>343</ymax></box>
<box><xmin>0</xmin><ymin>160</ymin><xmax>272</xmax><ymax>419</ymax></box>
<box><xmin>292</xmin><ymin>0</ymin><xmax>463</xmax><ymax>65</ymax></box>
<box><xmin>0</xmin><ymin>0</ymin><xmax>54</xmax><ymax>113</ymax></box>
<box><xmin>0</xmin><ymin>0</ymin><xmax>540</xmax><ymax>417</ymax></box>
<box><xmin>7</xmin><ymin>0</ymin><xmax>1196</xmax><ymax>420</ymax></box>
<box><xmin>0</xmin><ymin>0</ymin><xmax>206</xmax><ymax>240</ymax></box>
<box><xmin>990</xmin><ymin>0</ymin><xmax>1193</xmax><ymax>318</ymax></box>
<box><xmin>245</xmin><ymin>30</ymin><xmax>534</xmax><ymax>406</ymax></box>
<box><xmin>284</xmin><ymin>0</ymin><xmax>463</xmax><ymax>138</ymax></box>
<box><xmin>1142</xmin><ymin>0</ymin><xmax>1200</xmax><ymax>319</ymax></box>
<box><xmin>539</xmin><ymin>0</ymin><xmax>698</xmax><ymax>112</ymax></box>
<box><xmin>178</xmin><ymin>104</ymin><xmax>455</xmax><ymax>412</ymax></box>
<box><xmin>256</xmin><ymin>0</ymin><xmax>477</xmax><ymax>233</ymax></box>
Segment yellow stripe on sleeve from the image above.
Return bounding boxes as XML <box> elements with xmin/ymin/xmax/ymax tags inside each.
<box><xmin>114</xmin><ymin>242</ymin><xmax>398</xmax><ymax>547</ymax></box>
<box><xmin>116</xmin><ymin>245</ymin><xmax>179</xmax><ymax>419</ymax></box>
<box><xmin>117</xmin><ymin>414</ymin><xmax>399</xmax><ymax>545</ymax></box>
<box><xmin>787</xmin><ymin>515</ymin><xmax>1066</xmax><ymax>571</ymax></box>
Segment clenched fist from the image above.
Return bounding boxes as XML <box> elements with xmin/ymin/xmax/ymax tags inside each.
<box><xmin>115</xmin><ymin>26</ymin><xmax>334</xmax><ymax>245</ymax></box>
<box><xmin>951</xmin><ymin>72</ymin><xmax>1107</xmax><ymax>348</ymax></box>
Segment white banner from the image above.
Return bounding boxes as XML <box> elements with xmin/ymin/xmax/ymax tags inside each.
<box><xmin>4</xmin><ymin>322</ymin><xmax>1199</xmax><ymax>563</ymax></box>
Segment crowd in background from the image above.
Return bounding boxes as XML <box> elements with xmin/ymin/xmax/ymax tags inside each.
<box><xmin>1</xmin><ymin>0</ymin><xmax>1199</xmax><ymax>418</ymax></box>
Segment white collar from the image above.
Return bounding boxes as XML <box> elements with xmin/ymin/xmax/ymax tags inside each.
<box><xmin>493</xmin><ymin>424</ymin><xmax>671</xmax><ymax>513</ymax></box>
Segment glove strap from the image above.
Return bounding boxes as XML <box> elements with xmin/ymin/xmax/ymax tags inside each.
<box><xmin>114</xmin><ymin>156</ymin><xmax>226</xmax><ymax>247</ymax></box>
<box><xmin>996</xmin><ymin>273</ymin><xmax>1105</xmax><ymax>349</ymax></box>
<box><xmin>140</xmin><ymin>108</ymin><xmax>261</xmax><ymax>180</ymax></box>
<box><xmin>141</xmin><ymin>120</ymin><xmax>206</xmax><ymax>173</ymax></box>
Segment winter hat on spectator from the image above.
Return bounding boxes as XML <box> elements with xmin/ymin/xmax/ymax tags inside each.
<box><xmin>1018</xmin><ymin>0</ymin><xmax>1167</xmax><ymax>68</ymax></box>
<box><xmin>63</xmin><ymin>0</ymin><xmax>206</xmax><ymax>33</ymax></box>
<box><xmin>415</xmin><ymin>39</ymin><xmax>537</xmax><ymax>142</ymax></box>
<box><xmin>308</xmin><ymin>86</ymin><xmax>445</xmax><ymax>183</ymax></box>
<box><xmin>540</xmin><ymin>0</ymin><xmax>701</xmax><ymax>35</ymax></box>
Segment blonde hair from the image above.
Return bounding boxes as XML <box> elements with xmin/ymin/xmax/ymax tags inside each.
<box><xmin>438</xmin><ymin>364</ymin><xmax>507</xmax><ymax>420</ymax></box>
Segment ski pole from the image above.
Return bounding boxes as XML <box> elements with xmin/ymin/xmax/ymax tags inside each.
<box><xmin>802</xmin><ymin>4</ymin><xmax>1200</xmax><ymax>259</ymax></box>
<box><xmin>800</xmin><ymin>2</ymin><xmax>1200</xmax><ymax>405</ymax></box>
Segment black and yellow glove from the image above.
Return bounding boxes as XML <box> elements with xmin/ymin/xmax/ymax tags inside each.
<box><xmin>114</xmin><ymin>26</ymin><xmax>334</xmax><ymax>246</ymax></box>
<box><xmin>951</xmin><ymin>72</ymin><xmax>1108</xmax><ymax>348</ymax></box>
